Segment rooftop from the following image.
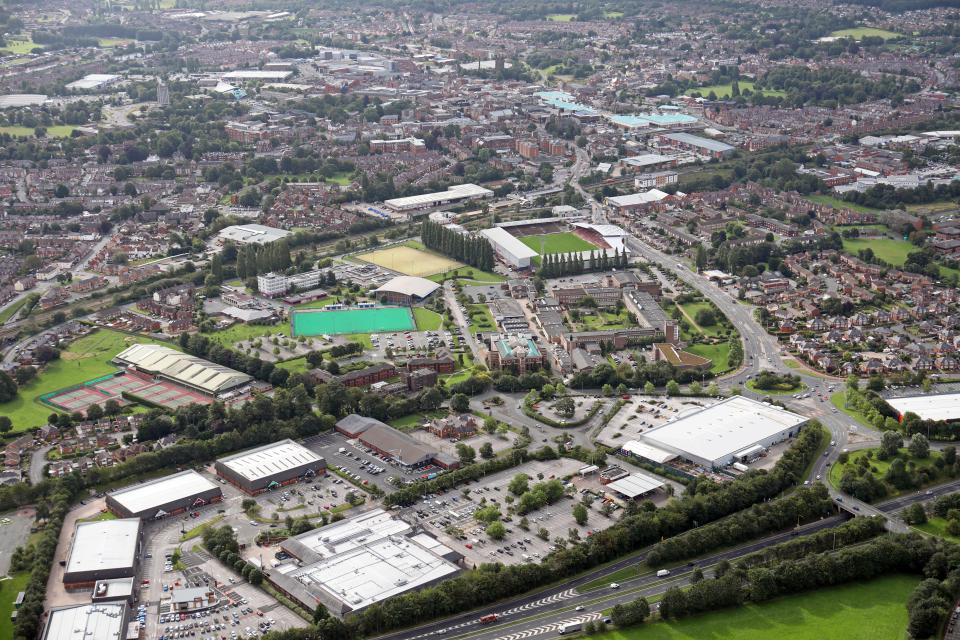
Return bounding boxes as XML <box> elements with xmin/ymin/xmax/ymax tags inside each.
<box><xmin>217</xmin><ymin>439</ymin><xmax>324</xmax><ymax>482</ymax></box>
<box><xmin>605</xmin><ymin>472</ymin><xmax>665</xmax><ymax>498</ymax></box>
<box><xmin>108</xmin><ymin>470</ymin><xmax>219</xmax><ymax>516</ymax></box>
<box><xmin>372</xmin><ymin>276</ymin><xmax>440</xmax><ymax>299</ymax></box>
<box><xmin>217</xmin><ymin>224</ymin><xmax>291</xmax><ymax>245</ymax></box>
<box><xmin>384</xmin><ymin>183</ymin><xmax>492</xmax><ymax>210</ymax></box>
<box><xmin>887</xmin><ymin>393</ymin><xmax>960</xmax><ymax>422</ymax></box>
<box><xmin>662</xmin><ymin>132</ymin><xmax>735</xmax><ymax>153</ymax></box>
<box><xmin>480</xmin><ymin>227</ymin><xmax>539</xmax><ymax>259</ymax></box>
<box><xmin>42</xmin><ymin>604</ymin><xmax>126</xmax><ymax>640</ymax></box>
<box><xmin>66</xmin><ymin>519</ymin><xmax>140</xmax><ymax>576</ymax></box>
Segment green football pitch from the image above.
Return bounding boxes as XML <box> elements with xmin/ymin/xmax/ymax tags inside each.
<box><xmin>520</xmin><ymin>232</ymin><xmax>598</xmax><ymax>254</ymax></box>
<box><xmin>291</xmin><ymin>307</ymin><xmax>415</xmax><ymax>336</ymax></box>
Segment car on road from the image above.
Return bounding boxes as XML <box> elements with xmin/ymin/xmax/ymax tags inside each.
<box><xmin>609</xmin><ymin>582</ymin><xmax>620</xmax><ymax>589</ymax></box>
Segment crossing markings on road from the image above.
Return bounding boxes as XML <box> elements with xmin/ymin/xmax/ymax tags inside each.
<box><xmin>492</xmin><ymin>613</ymin><xmax>602</xmax><ymax>640</ymax></box>
<box><xmin>410</xmin><ymin>589</ymin><xmax>580</xmax><ymax>638</ymax></box>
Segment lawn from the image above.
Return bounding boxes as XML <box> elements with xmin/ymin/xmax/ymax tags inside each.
<box><xmin>687</xmin><ymin>342</ymin><xmax>732</xmax><ymax>374</ymax></box>
<box><xmin>465</xmin><ymin>304</ymin><xmax>496</xmax><ymax>334</ymax></box>
<box><xmin>427</xmin><ymin>267</ymin><xmax>506</xmax><ymax>284</ymax></box>
<box><xmin>180</xmin><ymin>514</ymin><xmax>225</xmax><ymax>541</ymax></box>
<box><xmin>78</xmin><ymin>511</ymin><xmax>117</xmax><ymax>523</ymax></box>
<box><xmin>0</xmin><ymin>329</ymin><xmax>174</xmax><ymax>433</ymax></box>
<box><xmin>414</xmin><ymin>307</ymin><xmax>443</xmax><ymax>331</ymax></box>
<box><xmin>828</xmin><ymin>447</ymin><xmax>941</xmax><ymax>495</ymax></box>
<box><xmin>747</xmin><ymin>379</ymin><xmax>807</xmax><ymax>395</ymax></box>
<box><xmin>325</xmin><ymin>171</ymin><xmax>354</xmax><ymax>186</ymax></box>
<box><xmin>390</xmin><ymin>410</ymin><xmax>446</xmax><ymax>430</ymax></box>
<box><xmin>830</xmin><ymin>391</ymin><xmax>874</xmax><ymax>428</ymax></box>
<box><xmin>0</xmin><ymin>125</ymin><xmax>78</xmax><ymax>138</ymax></box>
<box><xmin>830</xmin><ymin>27</ymin><xmax>902</xmax><ymax>40</ymax></box>
<box><xmin>677</xmin><ymin>301</ymin><xmax>725</xmax><ymax>338</ymax></box>
<box><xmin>357</xmin><ymin>244</ymin><xmax>463</xmax><ymax>278</ymax></box>
<box><xmin>593</xmin><ymin>574</ymin><xmax>915</xmax><ymax>640</ymax></box>
<box><xmin>276</xmin><ymin>358</ymin><xmax>308</xmax><ymax>374</ymax></box>
<box><xmin>0</xmin><ymin>37</ymin><xmax>40</xmax><ymax>54</ymax></box>
<box><xmin>684</xmin><ymin>81</ymin><xmax>785</xmax><ymax>99</ymax></box>
<box><xmin>841</xmin><ymin>238</ymin><xmax>914</xmax><ymax>267</ymax></box>
<box><xmin>546</xmin><ymin>13</ymin><xmax>576</xmax><ymax>21</ymax></box>
<box><xmin>202</xmin><ymin>322</ymin><xmax>290</xmax><ymax>346</ymax></box>
<box><xmin>0</xmin><ymin>572</ymin><xmax>30</xmax><ymax>638</ymax></box>
<box><xmin>520</xmin><ymin>232</ymin><xmax>597</xmax><ymax>255</ymax></box>
<box><xmin>0</xmin><ymin>296</ymin><xmax>28</xmax><ymax>324</ymax></box>
<box><xmin>915</xmin><ymin>517</ymin><xmax>960</xmax><ymax>544</ymax></box>
<box><xmin>808</xmin><ymin>194</ymin><xmax>884</xmax><ymax>214</ymax></box>
<box><xmin>579</xmin><ymin>310</ymin><xmax>630</xmax><ymax>330</ymax></box>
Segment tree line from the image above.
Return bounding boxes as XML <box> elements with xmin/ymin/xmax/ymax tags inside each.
<box><xmin>537</xmin><ymin>248</ymin><xmax>628</xmax><ymax>278</ymax></box>
<box><xmin>235</xmin><ymin>240</ymin><xmax>293</xmax><ymax>281</ymax></box>
<box><xmin>420</xmin><ymin>220</ymin><xmax>495</xmax><ymax>272</ymax></box>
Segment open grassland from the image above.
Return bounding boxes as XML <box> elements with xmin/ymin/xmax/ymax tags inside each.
<box><xmin>546</xmin><ymin>13</ymin><xmax>576</xmax><ymax>21</ymax></box>
<box><xmin>0</xmin><ymin>37</ymin><xmax>41</xmax><ymax>54</ymax></box>
<box><xmin>594</xmin><ymin>574</ymin><xmax>915</xmax><ymax>640</ymax></box>
<box><xmin>807</xmin><ymin>194</ymin><xmax>884</xmax><ymax>214</ymax></box>
<box><xmin>684</xmin><ymin>81</ymin><xmax>785</xmax><ymax>98</ymax></box>
<box><xmin>0</xmin><ymin>125</ymin><xmax>78</xmax><ymax>138</ymax></box>
<box><xmin>841</xmin><ymin>238</ymin><xmax>914</xmax><ymax>266</ymax></box>
<box><xmin>356</xmin><ymin>245</ymin><xmax>463</xmax><ymax>278</ymax></box>
<box><xmin>687</xmin><ymin>342</ymin><xmax>732</xmax><ymax>374</ymax></box>
<box><xmin>830</xmin><ymin>27</ymin><xmax>902</xmax><ymax>40</ymax></box>
<box><xmin>0</xmin><ymin>329</ymin><xmax>173</xmax><ymax>432</ymax></box>
<box><xmin>519</xmin><ymin>232</ymin><xmax>597</xmax><ymax>255</ymax></box>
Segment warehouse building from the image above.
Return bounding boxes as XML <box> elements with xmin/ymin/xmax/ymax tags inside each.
<box><xmin>113</xmin><ymin>344</ymin><xmax>253</xmax><ymax>397</ymax></box>
<box><xmin>635</xmin><ymin>396</ymin><xmax>808</xmax><ymax>469</ymax></box>
<box><xmin>659</xmin><ymin>132</ymin><xmax>735</xmax><ymax>159</ymax></box>
<box><xmin>371</xmin><ymin>276</ymin><xmax>440</xmax><ymax>304</ymax></box>
<box><xmin>274</xmin><ymin>509</ymin><xmax>461</xmax><ymax>616</ymax></box>
<box><xmin>480</xmin><ymin>227</ymin><xmax>539</xmax><ymax>269</ymax></box>
<box><xmin>106</xmin><ymin>470</ymin><xmax>222</xmax><ymax>519</ymax></box>
<box><xmin>42</xmin><ymin>603</ymin><xmax>127</xmax><ymax>640</ymax></box>
<box><xmin>887</xmin><ymin>392</ymin><xmax>960</xmax><ymax>422</ymax></box>
<box><xmin>335</xmin><ymin>415</ymin><xmax>459</xmax><ymax>469</ymax></box>
<box><xmin>384</xmin><ymin>183</ymin><xmax>493</xmax><ymax>213</ymax></box>
<box><xmin>215</xmin><ymin>439</ymin><xmax>326</xmax><ymax>495</ymax></box>
<box><xmin>217</xmin><ymin>223</ymin><xmax>291</xmax><ymax>245</ymax></box>
<box><xmin>63</xmin><ymin>519</ymin><xmax>141</xmax><ymax>591</ymax></box>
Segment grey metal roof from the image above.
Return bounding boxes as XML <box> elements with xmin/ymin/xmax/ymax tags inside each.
<box><xmin>66</xmin><ymin>519</ymin><xmax>140</xmax><ymax>576</ymax></box>
<box><xmin>108</xmin><ymin>470</ymin><xmax>219</xmax><ymax>516</ymax></box>
<box><xmin>218</xmin><ymin>439</ymin><xmax>324</xmax><ymax>482</ymax></box>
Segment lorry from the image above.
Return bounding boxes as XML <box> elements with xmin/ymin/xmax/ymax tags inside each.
<box><xmin>558</xmin><ymin>622</ymin><xmax>583</xmax><ymax>635</ymax></box>
<box><xmin>656</xmin><ymin>569</ymin><xmax>671</xmax><ymax>578</ymax></box>
<box><xmin>478</xmin><ymin>614</ymin><xmax>498</xmax><ymax>624</ymax></box>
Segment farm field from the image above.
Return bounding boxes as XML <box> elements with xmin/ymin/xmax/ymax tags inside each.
<box><xmin>0</xmin><ymin>125</ymin><xmax>78</xmax><ymax>138</ymax></box>
<box><xmin>519</xmin><ymin>232</ymin><xmax>597</xmax><ymax>255</ymax></box>
<box><xmin>594</xmin><ymin>574</ymin><xmax>915</xmax><ymax>640</ymax></box>
<box><xmin>684</xmin><ymin>81</ymin><xmax>785</xmax><ymax>98</ymax></box>
<box><xmin>830</xmin><ymin>27</ymin><xmax>902</xmax><ymax>40</ymax></box>
<box><xmin>0</xmin><ymin>329</ymin><xmax>173</xmax><ymax>432</ymax></box>
<box><xmin>356</xmin><ymin>245</ymin><xmax>463</xmax><ymax>277</ymax></box>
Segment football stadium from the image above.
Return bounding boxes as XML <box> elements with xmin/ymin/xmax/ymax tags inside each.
<box><xmin>481</xmin><ymin>218</ymin><xmax>627</xmax><ymax>269</ymax></box>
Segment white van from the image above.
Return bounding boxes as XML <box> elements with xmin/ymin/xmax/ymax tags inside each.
<box><xmin>656</xmin><ymin>569</ymin><xmax>671</xmax><ymax>578</ymax></box>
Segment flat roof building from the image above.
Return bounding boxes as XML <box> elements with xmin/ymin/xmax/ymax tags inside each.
<box><xmin>887</xmin><ymin>393</ymin><xmax>960</xmax><ymax>422</ymax></box>
<box><xmin>604</xmin><ymin>472</ymin><xmax>665</xmax><ymax>501</ymax></box>
<box><xmin>334</xmin><ymin>416</ymin><xmax>458</xmax><ymax>469</ymax></box>
<box><xmin>371</xmin><ymin>276</ymin><xmax>440</xmax><ymax>304</ymax></box>
<box><xmin>215</xmin><ymin>439</ymin><xmax>326</xmax><ymax>495</ymax></box>
<box><xmin>277</xmin><ymin>509</ymin><xmax>461</xmax><ymax>616</ymax></box>
<box><xmin>63</xmin><ymin>519</ymin><xmax>141</xmax><ymax>590</ymax></box>
<box><xmin>480</xmin><ymin>227</ymin><xmax>539</xmax><ymax>269</ymax></box>
<box><xmin>384</xmin><ymin>184</ymin><xmax>493</xmax><ymax>213</ymax></box>
<box><xmin>106</xmin><ymin>470</ymin><xmax>222</xmax><ymax>520</ymax></box>
<box><xmin>660</xmin><ymin>132</ymin><xmax>735</xmax><ymax>159</ymax></box>
<box><xmin>42</xmin><ymin>603</ymin><xmax>126</xmax><ymax>640</ymax></box>
<box><xmin>637</xmin><ymin>396</ymin><xmax>808</xmax><ymax>469</ymax></box>
<box><xmin>217</xmin><ymin>224</ymin><xmax>291</xmax><ymax>245</ymax></box>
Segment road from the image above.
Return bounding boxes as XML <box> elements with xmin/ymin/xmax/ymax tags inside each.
<box><xmin>28</xmin><ymin>444</ymin><xmax>52</xmax><ymax>484</ymax></box>
<box><xmin>444</xmin><ymin>280</ymin><xmax>482</xmax><ymax>362</ymax></box>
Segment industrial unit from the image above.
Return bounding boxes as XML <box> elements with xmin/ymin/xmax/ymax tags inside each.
<box><xmin>106</xmin><ymin>470</ymin><xmax>222</xmax><ymax>519</ymax></box>
<box><xmin>887</xmin><ymin>392</ymin><xmax>960</xmax><ymax>422</ymax></box>
<box><xmin>630</xmin><ymin>396</ymin><xmax>808</xmax><ymax>469</ymax></box>
<box><xmin>274</xmin><ymin>509</ymin><xmax>462</xmax><ymax>616</ymax></box>
<box><xmin>383</xmin><ymin>183</ymin><xmax>493</xmax><ymax>213</ymax></box>
<box><xmin>63</xmin><ymin>519</ymin><xmax>142</xmax><ymax>591</ymax></box>
<box><xmin>41</xmin><ymin>603</ymin><xmax>127</xmax><ymax>640</ymax></box>
<box><xmin>215</xmin><ymin>439</ymin><xmax>326</xmax><ymax>495</ymax></box>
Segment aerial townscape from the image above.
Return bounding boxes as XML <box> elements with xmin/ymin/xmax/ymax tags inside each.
<box><xmin>5</xmin><ymin>0</ymin><xmax>960</xmax><ymax>639</ymax></box>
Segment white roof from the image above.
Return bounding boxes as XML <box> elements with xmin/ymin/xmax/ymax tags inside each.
<box><xmin>621</xmin><ymin>440</ymin><xmax>678</xmax><ymax>463</ymax></box>
<box><xmin>480</xmin><ymin>227</ymin><xmax>539</xmax><ymax>259</ymax></box>
<box><xmin>640</xmin><ymin>396</ymin><xmax>807</xmax><ymax>466</ymax></box>
<box><xmin>384</xmin><ymin>183</ymin><xmax>492</xmax><ymax>210</ymax></box>
<box><xmin>605</xmin><ymin>472</ymin><xmax>665</xmax><ymax>498</ymax></box>
<box><xmin>66</xmin><ymin>74</ymin><xmax>119</xmax><ymax>90</ymax></box>
<box><xmin>217</xmin><ymin>224</ymin><xmax>291</xmax><ymax>245</ymax></box>
<box><xmin>218</xmin><ymin>439</ymin><xmax>323</xmax><ymax>482</ymax></box>
<box><xmin>887</xmin><ymin>393</ymin><xmax>960</xmax><ymax>422</ymax></box>
<box><xmin>222</xmin><ymin>70</ymin><xmax>292</xmax><ymax>79</ymax></box>
<box><xmin>42</xmin><ymin>604</ymin><xmax>125</xmax><ymax>640</ymax></box>
<box><xmin>372</xmin><ymin>276</ymin><xmax>440</xmax><ymax>298</ymax></box>
<box><xmin>571</xmin><ymin>222</ymin><xmax>626</xmax><ymax>237</ymax></box>
<box><xmin>292</xmin><ymin>509</ymin><xmax>410</xmax><ymax>558</ymax></box>
<box><xmin>108</xmin><ymin>470</ymin><xmax>218</xmax><ymax>516</ymax></box>
<box><xmin>621</xmin><ymin>153</ymin><xmax>674</xmax><ymax>167</ymax></box>
<box><xmin>114</xmin><ymin>343</ymin><xmax>252</xmax><ymax>394</ymax></box>
<box><xmin>606</xmin><ymin>189</ymin><xmax>670</xmax><ymax>207</ymax></box>
<box><xmin>66</xmin><ymin>519</ymin><xmax>140</xmax><ymax>576</ymax></box>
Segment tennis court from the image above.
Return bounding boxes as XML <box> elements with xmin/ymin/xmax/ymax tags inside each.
<box><xmin>44</xmin><ymin>386</ymin><xmax>114</xmax><ymax>414</ymax></box>
<box><xmin>292</xmin><ymin>306</ymin><xmax>415</xmax><ymax>336</ymax></box>
<box><xmin>44</xmin><ymin>372</ymin><xmax>212</xmax><ymax>414</ymax></box>
<box><xmin>126</xmin><ymin>380</ymin><xmax>212</xmax><ymax>410</ymax></box>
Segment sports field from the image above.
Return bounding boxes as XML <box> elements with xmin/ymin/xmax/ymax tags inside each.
<box><xmin>519</xmin><ymin>232</ymin><xmax>597</xmax><ymax>255</ymax></box>
<box><xmin>356</xmin><ymin>245</ymin><xmax>463</xmax><ymax>277</ymax></box>
<box><xmin>292</xmin><ymin>307</ymin><xmax>415</xmax><ymax>336</ymax></box>
<box><xmin>684</xmin><ymin>81</ymin><xmax>786</xmax><ymax>99</ymax></box>
<box><xmin>841</xmin><ymin>238</ymin><xmax>914</xmax><ymax>266</ymax></box>
<box><xmin>593</xmin><ymin>574</ymin><xmax>915</xmax><ymax>640</ymax></box>
<box><xmin>830</xmin><ymin>27</ymin><xmax>902</xmax><ymax>40</ymax></box>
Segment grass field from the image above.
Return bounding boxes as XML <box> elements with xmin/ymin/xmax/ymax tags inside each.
<box><xmin>0</xmin><ymin>572</ymin><xmax>30</xmax><ymax>637</ymax></box>
<box><xmin>546</xmin><ymin>13</ymin><xmax>576</xmax><ymax>21</ymax></box>
<box><xmin>830</xmin><ymin>391</ymin><xmax>874</xmax><ymax>428</ymax></box>
<box><xmin>326</xmin><ymin>171</ymin><xmax>354</xmax><ymax>186</ymax></box>
<box><xmin>519</xmin><ymin>232</ymin><xmax>597</xmax><ymax>255</ymax></box>
<box><xmin>465</xmin><ymin>303</ymin><xmax>496</xmax><ymax>334</ymax></box>
<box><xmin>203</xmin><ymin>322</ymin><xmax>289</xmax><ymax>346</ymax></box>
<box><xmin>592</xmin><ymin>574</ymin><xmax>915</xmax><ymax>640</ymax></box>
<box><xmin>915</xmin><ymin>517</ymin><xmax>960</xmax><ymax>543</ymax></box>
<box><xmin>0</xmin><ymin>37</ymin><xmax>40</xmax><ymax>54</ymax></box>
<box><xmin>0</xmin><ymin>296</ymin><xmax>28</xmax><ymax>324</ymax></box>
<box><xmin>684</xmin><ymin>81</ymin><xmax>785</xmax><ymax>99</ymax></box>
<box><xmin>98</xmin><ymin>38</ymin><xmax>134</xmax><ymax>47</ymax></box>
<box><xmin>0</xmin><ymin>125</ymin><xmax>78</xmax><ymax>138</ymax></box>
<box><xmin>830</xmin><ymin>27</ymin><xmax>902</xmax><ymax>40</ymax></box>
<box><xmin>808</xmin><ymin>194</ymin><xmax>884</xmax><ymax>214</ymax></box>
<box><xmin>678</xmin><ymin>301</ymin><xmax>725</xmax><ymax>338</ymax></box>
<box><xmin>579</xmin><ymin>310</ymin><xmax>630</xmax><ymax>331</ymax></box>
<box><xmin>828</xmin><ymin>447</ymin><xmax>940</xmax><ymax>494</ymax></box>
<box><xmin>292</xmin><ymin>307</ymin><xmax>415</xmax><ymax>337</ymax></box>
<box><xmin>427</xmin><ymin>266</ymin><xmax>506</xmax><ymax>284</ymax></box>
<box><xmin>413</xmin><ymin>307</ymin><xmax>443</xmax><ymax>331</ymax></box>
<box><xmin>0</xmin><ymin>329</ymin><xmax>173</xmax><ymax>433</ymax></box>
<box><xmin>276</xmin><ymin>358</ymin><xmax>308</xmax><ymax>374</ymax></box>
<box><xmin>687</xmin><ymin>342</ymin><xmax>732</xmax><ymax>374</ymax></box>
<box><xmin>356</xmin><ymin>245</ymin><xmax>463</xmax><ymax>278</ymax></box>
<box><xmin>841</xmin><ymin>238</ymin><xmax>914</xmax><ymax>266</ymax></box>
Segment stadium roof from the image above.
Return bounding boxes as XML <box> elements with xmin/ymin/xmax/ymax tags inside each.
<box><xmin>605</xmin><ymin>472</ymin><xmax>665</xmax><ymax>498</ymax></box>
<box><xmin>108</xmin><ymin>470</ymin><xmax>218</xmax><ymax>516</ymax></box>
<box><xmin>887</xmin><ymin>393</ymin><xmax>960</xmax><ymax>422</ymax></box>
<box><xmin>606</xmin><ymin>189</ymin><xmax>671</xmax><ymax>207</ymax></box>
<box><xmin>66</xmin><ymin>519</ymin><xmax>140</xmax><ymax>576</ymax></box>
<box><xmin>572</xmin><ymin>222</ymin><xmax>626</xmax><ymax>238</ymax></box>
<box><xmin>114</xmin><ymin>344</ymin><xmax>252</xmax><ymax>395</ymax></box>
<box><xmin>372</xmin><ymin>276</ymin><xmax>440</xmax><ymax>299</ymax></box>
<box><xmin>217</xmin><ymin>224</ymin><xmax>291</xmax><ymax>245</ymax></box>
<box><xmin>42</xmin><ymin>604</ymin><xmax>126</xmax><ymax>640</ymax></box>
<box><xmin>641</xmin><ymin>396</ymin><xmax>807</xmax><ymax>466</ymax></box>
<box><xmin>480</xmin><ymin>227</ymin><xmax>539</xmax><ymax>258</ymax></box>
<box><xmin>218</xmin><ymin>439</ymin><xmax>324</xmax><ymax>482</ymax></box>
<box><xmin>384</xmin><ymin>183</ymin><xmax>492</xmax><ymax>210</ymax></box>
<box><xmin>662</xmin><ymin>132</ymin><xmax>735</xmax><ymax>153</ymax></box>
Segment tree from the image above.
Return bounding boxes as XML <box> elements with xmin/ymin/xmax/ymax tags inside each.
<box><xmin>904</xmin><ymin>503</ymin><xmax>928</xmax><ymax>525</ymax></box>
<box><xmin>553</xmin><ymin>396</ymin><xmax>575</xmax><ymax>418</ymax></box>
<box><xmin>707</xmin><ymin>382</ymin><xmax>720</xmax><ymax>397</ymax></box>
<box><xmin>313</xmin><ymin>603</ymin><xmax>330</xmax><ymax>623</ymax></box>
<box><xmin>450</xmin><ymin>393</ymin><xmax>471</xmax><ymax>413</ymax></box>
<box><xmin>666</xmin><ymin>380</ymin><xmax>680</xmax><ymax>396</ymax></box>
<box><xmin>455</xmin><ymin>443</ymin><xmax>476</xmax><ymax>464</ymax></box>
<box><xmin>486</xmin><ymin>520</ymin><xmax>506</xmax><ymax>540</ymax></box>
<box><xmin>573</xmin><ymin>503</ymin><xmax>588</xmax><ymax>525</ymax></box>
<box><xmin>879</xmin><ymin>430</ymin><xmax>903</xmax><ymax>460</ymax></box>
<box><xmin>86</xmin><ymin>403</ymin><xmax>104</xmax><ymax>420</ymax></box>
<box><xmin>644</xmin><ymin>381</ymin><xmax>655</xmax><ymax>394</ymax></box>
<box><xmin>690</xmin><ymin>567</ymin><xmax>704</xmax><ymax>583</ymax></box>
<box><xmin>509</xmin><ymin>473</ymin><xmax>530</xmax><ymax>496</ymax></box>
<box><xmin>103</xmin><ymin>399</ymin><xmax>122</xmax><ymax>416</ymax></box>
<box><xmin>479</xmin><ymin>442</ymin><xmax>494</xmax><ymax>459</ymax></box>
<box><xmin>909</xmin><ymin>433</ymin><xmax>930</xmax><ymax>459</ymax></box>
<box><xmin>922</xmin><ymin>378</ymin><xmax>933</xmax><ymax>393</ymax></box>
<box><xmin>0</xmin><ymin>416</ymin><xmax>11</xmax><ymax>434</ymax></box>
